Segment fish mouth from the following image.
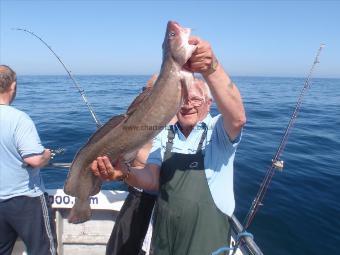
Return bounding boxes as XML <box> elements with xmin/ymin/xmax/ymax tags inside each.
<box><xmin>167</xmin><ymin>21</ymin><xmax>191</xmax><ymax>37</ymax></box>
<box><xmin>168</xmin><ymin>21</ymin><xmax>180</xmax><ymax>31</ymax></box>
<box><xmin>165</xmin><ymin>21</ymin><xmax>194</xmax><ymax>65</ymax></box>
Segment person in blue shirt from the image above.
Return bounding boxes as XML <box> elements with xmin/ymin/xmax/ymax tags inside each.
<box><xmin>0</xmin><ymin>65</ymin><xmax>57</xmax><ymax>255</ymax></box>
<box><xmin>91</xmin><ymin>36</ymin><xmax>246</xmax><ymax>255</ymax></box>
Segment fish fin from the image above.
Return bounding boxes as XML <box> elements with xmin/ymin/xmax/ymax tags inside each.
<box><xmin>89</xmin><ymin>174</ymin><xmax>102</xmax><ymax>196</ymax></box>
<box><xmin>180</xmin><ymin>70</ymin><xmax>194</xmax><ymax>91</ymax></box>
<box><xmin>123</xmin><ymin>150</ymin><xmax>138</xmax><ymax>163</ymax></box>
<box><xmin>126</xmin><ymin>86</ymin><xmax>153</xmax><ymax>115</ymax></box>
<box><xmin>68</xmin><ymin>198</ymin><xmax>91</xmax><ymax>224</ymax></box>
<box><xmin>86</xmin><ymin>114</ymin><xmax>127</xmax><ymax>145</ymax></box>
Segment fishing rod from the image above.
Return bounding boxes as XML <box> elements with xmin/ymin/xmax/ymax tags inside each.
<box><xmin>13</xmin><ymin>28</ymin><xmax>102</xmax><ymax>129</ymax></box>
<box><xmin>243</xmin><ymin>43</ymin><xmax>324</xmax><ymax>230</ymax></box>
<box><xmin>209</xmin><ymin>43</ymin><xmax>325</xmax><ymax>255</ymax></box>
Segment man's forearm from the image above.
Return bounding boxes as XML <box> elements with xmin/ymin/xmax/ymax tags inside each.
<box><xmin>39</xmin><ymin>149</ymin><xmax>52</xmax><ymax>167</ymax></box>
<box><xmin>124</xmin><ymin>164</ymin><xmax>160</xmax><ymax>192</ymax></box>
<box><xmin>203</xmin><ymin>63</ymin><xmax>246</xmax><ymax>140</ymax></box>
<box><xmin>24</xmin><ymin>149</ymin><xmax>51</xmax><ymax>168</ymax></box>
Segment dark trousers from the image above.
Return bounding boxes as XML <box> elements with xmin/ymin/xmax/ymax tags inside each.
<box><xmin>0</xmin><ymin>193</ymin><xmax>57</xmax><ymax>255</ymax></box>
<box><xmin>106</xmin><ymin>187</ymin><xmax>156</xmax><ymax>255</ymax></box>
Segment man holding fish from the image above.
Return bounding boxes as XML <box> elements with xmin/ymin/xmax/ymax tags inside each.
<box><xmin>90</xmin><ymin>22</ymin><xmax>246</xmax><ymax>255</ymax></box>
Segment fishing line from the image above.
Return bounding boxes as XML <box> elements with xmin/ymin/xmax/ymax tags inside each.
<box><xmin>13</xmin><ymin>28</ymin><xmax>102</xmax><ymax>128</ymax></box>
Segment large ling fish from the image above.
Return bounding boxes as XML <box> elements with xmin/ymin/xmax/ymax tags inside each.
<box><xmin>64</xmin><ymin>21</ymin><xmax>196</xmax><ymax>223</ymax></box>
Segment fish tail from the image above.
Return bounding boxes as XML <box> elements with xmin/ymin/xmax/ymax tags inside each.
<box><xmin>68</xmin><ymin>198</ymin><xmax>91</xmax><ymax>224</ymax></box>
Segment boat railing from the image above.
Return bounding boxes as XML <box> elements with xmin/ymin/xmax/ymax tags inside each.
<box><xmin>230</xmin><ymin>215</ymin><xmax>263</xmax><ymax>255</ymax></box>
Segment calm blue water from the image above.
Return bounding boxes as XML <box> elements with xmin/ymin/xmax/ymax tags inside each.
<box><xmin>13</xmin><ymin>75</ymin><xmax>339</xmax><ymax>254</ymax></box>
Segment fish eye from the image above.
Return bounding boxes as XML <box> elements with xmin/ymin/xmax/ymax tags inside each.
<box><xmin>168</xmin><ymin>31</ymin><xmax>176</xmax><ymax>37</ymax></box>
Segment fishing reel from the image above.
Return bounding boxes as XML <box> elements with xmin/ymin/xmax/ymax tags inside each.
<box><xmin>50</xmin><ymin>148</ymin><xmax>66</xmax><ymax>160</ymax></box>
<box><xmin>272</xmin><ymin>159</ymin><xmax>284</xmax><ymax>171</ymax></box>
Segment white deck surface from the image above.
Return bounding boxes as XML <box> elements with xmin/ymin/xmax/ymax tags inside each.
<box><xmin>12</xmin><ymin>189</ymin><xmax>244</xmax><ymax>255</ymax></box>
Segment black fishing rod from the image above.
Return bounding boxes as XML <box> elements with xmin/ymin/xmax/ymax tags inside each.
<box><xmin>243</xmin><ymin>43</ymin><xmax>324</xmax><ymax>230</ymax></box>
<box><xmin>14</xmin><ymin>28</ymin><xmax>102</xmax><ymax>129</ymax></box>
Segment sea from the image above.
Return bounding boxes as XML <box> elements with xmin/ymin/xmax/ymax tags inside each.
<box><xmin>12</xmin><ymin>75</ymin><xmax>339</xmax><ymax>255</ymax></box>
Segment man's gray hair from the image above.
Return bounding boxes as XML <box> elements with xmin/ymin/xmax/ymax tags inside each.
<box><xmin>0</xmin><ymin>65</ymin><xmax>16</xmax><ymax>93</ymax></box>
<box><xmin>194</xmin><ymin>78</ymin><xmax>212</xmax><ymax>100</ymax></box>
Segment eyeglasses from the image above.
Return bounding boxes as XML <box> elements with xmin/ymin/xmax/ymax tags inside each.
<box><xmin>183</xmin><ymin>96</ymin><xmax>205</xmax><ymax>107</ymax></box>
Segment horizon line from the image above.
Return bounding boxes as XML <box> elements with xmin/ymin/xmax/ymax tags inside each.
<box><xmin>16</xmin><ymin>74</ymin><xmax>340</xmax><ymax>79</ymax></box>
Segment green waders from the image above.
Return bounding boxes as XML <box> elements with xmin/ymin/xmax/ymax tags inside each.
<box><xmin>151</xmin><ymin>126</ymin><xmax>230</xmax><ymax>255</ymax></box>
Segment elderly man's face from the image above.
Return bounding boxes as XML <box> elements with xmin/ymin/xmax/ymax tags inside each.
<box><xmin>177</xmin><ymin>80</ymin><xmax>211</xmax><ymax>132</ymax></box>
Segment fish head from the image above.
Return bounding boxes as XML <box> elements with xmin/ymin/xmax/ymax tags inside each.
<box><xmin>162</xmin><ymin>21</ymin><xmax>197</xmax><ymax>67</ymax></box>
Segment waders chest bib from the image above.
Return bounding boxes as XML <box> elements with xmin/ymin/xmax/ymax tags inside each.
<box><xmin>151</xmin><ymin>126</ymin><xmax>230</xmax><ymax>255</ymax></box>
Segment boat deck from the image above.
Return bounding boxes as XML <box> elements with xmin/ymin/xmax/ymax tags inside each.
<box><xmin>12</xmin><ymin>189</ymin><xmax>262</xmax><ymax>255</ymax></box>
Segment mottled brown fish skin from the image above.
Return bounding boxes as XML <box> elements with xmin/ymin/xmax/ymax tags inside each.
<box><xmin>64</xmin><ymin>21</ymin><xmax>196</xmax><ymax>223</ymax></box>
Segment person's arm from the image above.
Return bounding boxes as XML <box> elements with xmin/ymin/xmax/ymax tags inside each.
<box><xmin>16</xmin><ymin>112</ymin><xmax>51</xmax><ymax>168</ymax></box>
<box><xmin>91</xmin><ymin>156</ymin><xmax>160</xmax><ymax>191</ymax></box>
<box><xmin>185</xmin><ymin>36</ymin><xmax>246</xmax><ymax>141</ymax></box>
<box><xmin>124</xmin><ymin>163</ymin><xmax>160</xmax><ymax>191</ymax></box>
<box><xmin>23</xmin><ymin>149</ymin><xmax>51</xmax><ymax>168</ymax></box>
<box><xmin>132</xmin><ymin>141</ymin><xmax>153</xmax><ymax>168</ymax></box>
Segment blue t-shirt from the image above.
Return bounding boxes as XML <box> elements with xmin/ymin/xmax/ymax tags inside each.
<box><xmin>147</xmin><ymin>113</ymin><xmax>241</xmax><ymax>216</ymax></box>
<box><xmin>0</xmin><ymin>105</ymin><xmax>46</xmax><ymax>201</ymax></box>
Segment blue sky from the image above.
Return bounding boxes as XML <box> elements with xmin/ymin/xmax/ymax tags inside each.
<box><xmin>0</xmin><ymin>0</ymin><xmax>339</xmax><ymax>77</ymax></box>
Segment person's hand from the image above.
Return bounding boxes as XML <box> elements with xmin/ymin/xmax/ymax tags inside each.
<box><xmin>90</xmin><ymin>156</ymin><xmax>127</xmax><ymax>181</ymax></box>
<box><xmin>184</xmin><ymin>36</ymin><xmax>218</xmax><ymax>76</ymax></box>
